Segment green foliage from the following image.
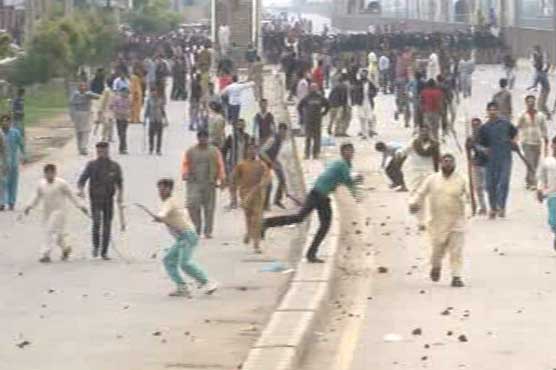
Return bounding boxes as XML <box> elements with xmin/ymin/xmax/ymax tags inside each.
<box><xmin>8</xmin><ymin>9</ymin><xmax>122</xmax><ymax>86</ymax></box>
<box><xmin>125</xmin><ymin>0</ymin><xmax>182</xmax><ymax>34</ymax></box>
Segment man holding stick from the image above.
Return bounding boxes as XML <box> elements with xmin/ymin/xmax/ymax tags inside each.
<box><xmin>77</xmin><ymin>142</ymin><xmax>124</xmax><ymax>260</ymax></box>
<box><xmin>138</xmin><ymin>178</ymin><xmax>218</xmax><ymax>298</ymax></box>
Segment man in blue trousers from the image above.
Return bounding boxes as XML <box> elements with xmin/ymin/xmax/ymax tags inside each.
<box><xmin>478</xmin><ymin>101</ymin><xmax>518</xmax><ymax>219</ymax></box>
<box><xmin>1</xmin><ymin>115</ymin><xmax>24</xmax><ymax>211</ymax></box>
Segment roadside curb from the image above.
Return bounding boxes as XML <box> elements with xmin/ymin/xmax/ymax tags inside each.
<box><xmin>241</xmin><ymin>74</ymin><xmax>341</xmax><ymax>370</ymax></box>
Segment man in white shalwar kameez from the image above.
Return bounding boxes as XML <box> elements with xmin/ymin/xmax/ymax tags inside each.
<box><xmin>409</xmin><ymin>154</ymin><xmax>467</xmax><ymax>288</ymax></box>
<box><xmin>25</xmin><ymin>164</ymin><xmax>88</xmax><ymax>263</ymax></box>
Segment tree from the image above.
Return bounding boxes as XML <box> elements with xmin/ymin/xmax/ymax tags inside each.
<box><xmin>8</xmin><ymin>8</ymin><xmax>122</xmax><ymax>86</ymax></box>
<box><xmin>125</xmin><ymin>0</ymin><xmax>182</xmax><ymax>34</ymax></box>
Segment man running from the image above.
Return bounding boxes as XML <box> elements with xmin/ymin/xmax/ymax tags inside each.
<box><xmin>262</xmin><ymin>143</ymin><xmax>362</xmax><ymax>263</ymax></box>
<box><xmin>25</xmin><ymin>164</ymin><xmax>88</xmax><ymax>263</ymax></box>
<box><xmin>153</xmin><ymin>178</ymin><xmax>218</xmax><ymax>297</ymax></box>
<box><xmin>410</xmin><ymin>154</ymin><xmax>467</xmax><ymax>288</ymax></box>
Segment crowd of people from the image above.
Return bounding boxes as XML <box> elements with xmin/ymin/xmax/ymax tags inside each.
<box><xmin>2</xmin><ymin>16</ymin><xmax>556</xmax><ymax>295</ymax></box>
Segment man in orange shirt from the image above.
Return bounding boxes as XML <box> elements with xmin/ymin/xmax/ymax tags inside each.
<box><xmin>232</xmin><ymin>143</ymin><xmax>271</xmax><ymax>253</ymax></box>
<box><xmin>181</xmin><ymin>130</ymin><xmax>226</xmax><ymax>238</ymax></box>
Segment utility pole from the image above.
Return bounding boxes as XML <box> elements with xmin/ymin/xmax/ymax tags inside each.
<box><xmin>553</xmin><ymin>0</ymin><xmax>556</xmax><ymax>65</ymax></box>
<box><xmin>64</xmin><ymin>0</ymin><xmax>73</xmax><ymax>16</ymax></box>
<box><xmin>24</xmin><ymin>0</ymin><xmax>35</xmax><ymax>43</ymax></box>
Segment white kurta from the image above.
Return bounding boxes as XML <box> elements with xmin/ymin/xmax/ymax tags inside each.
<box><xmin>410</xmin><ymin>172</ymin><xmax>467</xmax><ymax>245</ymax></box>
<box><xmin>27</xmin><ymin>178</ymin><xmax>82</xmax><ymax>254</ymax></box>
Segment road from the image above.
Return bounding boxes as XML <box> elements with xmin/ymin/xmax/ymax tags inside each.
<box><xmin>299</xmin><ymin>64</ymin><xmax>556</xmax><ymax>369</ymax></box>
<box><xmin>0</xmin><ymin>76</ymin><xmax>303</xmax><ymax>370</ymax></box>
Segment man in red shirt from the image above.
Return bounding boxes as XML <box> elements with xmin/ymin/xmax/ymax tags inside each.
<box><xmin>312</xmin><ymin>60</ymin><xmax>325</xmax><ymax>91</ymax></box>
<box><xmin>420</xmin><ymin>79</ymin><xmax>444</xmax><ymax>140</ymax></box>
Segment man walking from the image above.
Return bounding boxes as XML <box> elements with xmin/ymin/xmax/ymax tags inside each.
<box><xmin>466</xmin><ymin>118</ymin><xmax>489</xmax><ymax>215</ymax></box>
<box><xmin>492</xmin><ymin>78</ymin><xmax>512</xmax><ymax>120</ymax></box>
<box><xmin>409</xmin><ymin>154</ymin><xmax>467</xmax><ymax>288</ymax></box>
<box><xmin>223</xmin><ymin>119</ymin><xmax>252</xmax><ymax>208</ymax></box>
<box><xmin>77</xmin><ymin>142</ymin><xmax>124</xmax><ymax>259</ymax></box>
<box><xmin>420</xmin><ymin>79</ymin><xmax>444</xmax><ymax>141</ymax></box>
<box><xmin>517</xmin><ymin>95</ymin><xmax>548</xmax><ymax>190</ymax></box>
<box><xmin>109</xmin><ymin>88</ymin><xmax>131</xmax><ymax>155</ymax></box>
<box><xmin>351</xmin><ymin>69</ymin><xmax>378</xmax><ymax>138</ymax></box>
<box><xmin>298</xmin><ymin>83</ymin><xmax>329</xmax><ymax>160</ymax></box>
<box><xmin>70</xmin><ymin>82</ymin><xmax>100</xmax><ymax>155</ymax></box>
<box><xmin>327</xmin><ymin>76</ymin><xmax>351</xmax><ymax>136</ymax></box>
<box><xmin>181</xmin><ymin>130</ymin><xmax>226</xmax><ymax>238</ymax></box>
<box><xmin>144</xmin><ymin>87</ymin><xmax>166</xmax><ymax>155</ymax></box>
<box><xmin>260</xmin><ymin>123</ymin><xmax>289</xmax><ymax>209</ymax></box>
<box><xmin>25</xmin><ymin>164</ymin><xmax>88</xmax><ymax>263</ymax></box>
<box><xmin>2</xmin><ymin>115</ymin><xmax>24</xmax><ymax>211</ymax></box>
<box><xmin>232</xmin><ymin>143</ymin><xmax>270</xmax><ymax>254</ymax></box>
<box><xmin>11</xmin><ymin>87</ymin><xmax>25</xmax><ymax>137</ymax></box>
<box><xmin>253</xmin><ymin>99</ymin><xmax>275</xmax><ymax>145</ymax></box>
<box><xmin>151</xmin><ymin>178</ymin><xmax>218</xmax><ymax>297</ymax></box>
<box><xmin>262</xmin><ymin>143</ymin><xmax>362</xmax><ymax>263</ymax></box>
<box><xmin>478</xmin><ymin>101</ymin><xmax>518</xmax><ymax>219</ymax></box>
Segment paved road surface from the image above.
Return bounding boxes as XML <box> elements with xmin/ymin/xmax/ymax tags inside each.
<box><xmin>0</xmin><ymin>77</ymin><xmax>302</xmax><ymax>370</ymax></box>
<box><xmin>299</xmin><ymin>64</ymin><xmax>556</xmax><ymax>369</ymax></box>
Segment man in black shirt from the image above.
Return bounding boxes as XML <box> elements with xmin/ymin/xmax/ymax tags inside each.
<box><xmin>298</xmin><ymin>83</ymin><xmax>330</xmax><ymax>159</ymax></box>
<box><xmin>78</xmin><ymin>142</ymin><xmax>124</xmax><ymax>260</ymax></box>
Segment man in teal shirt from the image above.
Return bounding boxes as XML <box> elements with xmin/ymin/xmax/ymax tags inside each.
<box><xmin>1</xmin><ymin>115</ymin><xmax>25</xmax><ymax>211</ymax></box>
<box><xmin>262</xmin><ymin>143</ymin><xmax>362</xmax><ymax>263</ymax></box>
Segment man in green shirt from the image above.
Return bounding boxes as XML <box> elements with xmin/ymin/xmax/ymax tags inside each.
<box><xmin>262</xmin><ymin>143</ymin><xmax>362</xmax><ymax>263</ymax></box>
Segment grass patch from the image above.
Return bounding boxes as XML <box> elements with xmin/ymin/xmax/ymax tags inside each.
<box><xmin>23</xmin><ymin>82</ymin><xmax>68</xmax><ymax>127</ymax></box>
<box><xmin>0</xmin><ymin>81</ymin><xmax>70</xmax><ymax>128</ymax></box>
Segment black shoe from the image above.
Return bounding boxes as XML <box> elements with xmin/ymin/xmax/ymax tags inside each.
<box><xmin>307</xmin><ymin>256</ymin><xmax>325</xmax><ymax>263</ymax></box>
<box><xmin>0</xmin><ymin>205</ymin><xmax>4</xmax><ymax>211</ymax></box>
<box><xmin>92</xmin><ymin>248</ymin><xmax>99</xmax><ymax>258</ymax></box>
<box><xmin>430</xmin><ymin>267</ymin><xmax>441</xmax><ymax>282</ymax></box>
<box><xmin>451</xmin><ymin>277</ymin><xmax>465</xmax><ymax>287</ymax></box>
<box><xmin>101</xmin><ymin>255</ymin><xmax>111</xmax><ymax>261</ymax></box>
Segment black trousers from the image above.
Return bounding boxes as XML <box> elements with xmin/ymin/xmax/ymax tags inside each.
<box><xmin>149</xmin><ymin>120</ymin><xmax>163</xmax><ymax>153</ymax></box>
<box><xmin>116</xmin><ymin>119</ymin><xmax>128</xmax><ymax>153</ymax></box>
<box><xmin>305</xmin><ymin>121</ymin><xmax>322</xmax><ymax>159</ymax></box>
<box><xmin>91</xmin><ymin>199</ymin><xmax>114</xmax><ymax>257</ymax></box>
<box><xmin>264</xmin><ymin>190</ymin><xmax>331</xmax><ymax>259</ymax></box>
<box><xmin>265</xmin><ymin>160</ymin><xmax>286</xmax><ymax>208</ymax></box>
<box><xmin>385</xmin><ymin>156</ymin><xmax>406</xmax><ymax>188</ymax></box>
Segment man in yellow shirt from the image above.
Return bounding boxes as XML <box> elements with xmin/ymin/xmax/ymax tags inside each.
<box><xmin>153</xmin><ymin>178</ymin><xmax>218</xmax><ymax>297</ymax></box>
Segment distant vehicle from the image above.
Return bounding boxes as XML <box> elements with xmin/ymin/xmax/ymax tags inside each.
<box><xmin>364</xmin><ymin>1</ymin><xmax>382</xmax><ymax>14</ymax></box>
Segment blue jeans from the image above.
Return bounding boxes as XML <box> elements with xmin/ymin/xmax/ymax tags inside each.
<box><xmin>163</xmin><ymin>230</ymin><xmax>208</xmax><ymax>286</ymax></box>
<box><xmin>547</xmin><ymin>196</ymin><xmax>556</xmax><ymax>234</ymax></box>
<box><xmin>485</xmin><ymin>158</ymin><xmax>512</xmax><ymax>211</ymax></box>
<box><xmin>4</xmin><ymin>165</ymin><xmax>18</xmax><ymax>207</ymax></box>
